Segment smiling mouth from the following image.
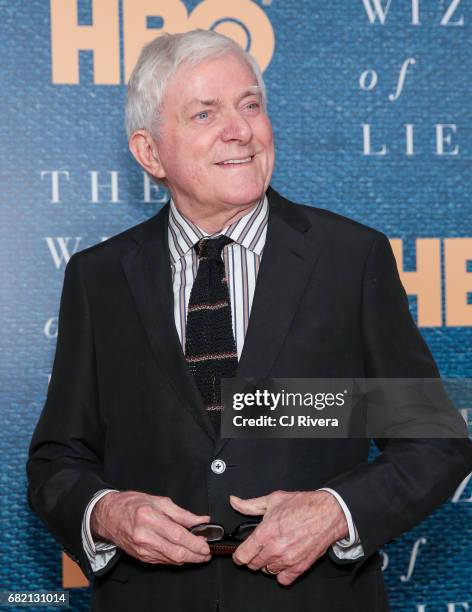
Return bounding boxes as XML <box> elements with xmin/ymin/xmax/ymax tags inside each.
<box><xmin>216</xmin><ymin>155</ymin><xmax>255</xmax><ymax>166</ymax></box>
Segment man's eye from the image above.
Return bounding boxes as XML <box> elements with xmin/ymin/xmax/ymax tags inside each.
<box><xmin>195</xmin><ymin>111</ymin><xmax>210</xmax><ymax>120</ymax></box>
<box><xmin>245</xmin><ymin>102</ymin><xmax>260</xmax><ymax>111</ymax></box>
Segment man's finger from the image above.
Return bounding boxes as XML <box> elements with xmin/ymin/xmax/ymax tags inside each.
<box><xmin>232</xmin><ymin>525</ymin><xmax>266</xmax><ymax>566</ymax></box>
<box><xmin>160</xmin><ymin>539</ymin><xmax>212</xmax><ymax>565</ymax></box>
<box><xmin>159</xmin><ymin>498</ymin><xmax>210</xmax><ymax>529</ymax></box>
<box><xmin>152</xmin><ymin>514</ymin><xmax>211</xmax><ymax>555</ymax></box>
<box><xmin>245</xmin><ymin>542</ymin><xmax>284</xmax><ymax>571</ymax></box>
<box><xmin>232</xmin><ymin>539</ymin><xmax>265</xmax><ymax>566</ymax></box>
<box><xmin>142</xmin><ymin>531</ymin><xmax>211</xmax><ymax>565</ymax></box>
<box><xmin>246</xmin><ymin>552</ymin><xmax>271</xmax><ymax>571</ymax></box>
<box><xmin>275</xmin><ymin>556</ymin><xmax>313</xmax><ymax>586</ymax></box>
<box><xmin>261</xmin><ymin>564</ymin><xmax>283</xmax><ymax>575</ymax></box>
<box><xmin>229</xmin><ymin>494</ymin><xmax>270</xmax><ymax>515</ymax></box>
<box><xmin>276</xmin><ymin>568</ymin><xmax>300</xmax><ymax>586</ymax></box>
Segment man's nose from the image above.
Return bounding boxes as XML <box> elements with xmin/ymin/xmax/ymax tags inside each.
<box><xmin>220</xmin><ymin>111</ymin><xmax>253</xmax><ymax>144</ymax></box>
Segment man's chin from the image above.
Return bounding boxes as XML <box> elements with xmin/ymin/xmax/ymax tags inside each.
<box><xmin>218</xmin><ymin>187</ymin><xmax>267</xmax><ymax>209</ymax></box>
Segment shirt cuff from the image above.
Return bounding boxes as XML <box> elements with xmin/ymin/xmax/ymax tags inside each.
<box><xmin>318</xmin><ymin>487</ymin><xmax>365</xmax><ymax>560</ymax></box>
<box><xmin>81</xmin><ymin>488</ymin><xmax>120</xmax><ymax>573</ymax></box>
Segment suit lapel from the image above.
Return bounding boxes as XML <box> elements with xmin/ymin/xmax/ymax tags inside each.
<box><xmin>121</xmin><ymin>205</ymin><xmax>216</xmax><ymax>442</ymax></box>
<box><xmin>237</xmin><ymin>191</ymin><xmax>320</xmax><ymax>378</ymax></box>
<box><xmin>214</xmin><ymin>188</ymin><xmax>322</xmax><ymax>454</ymax></box>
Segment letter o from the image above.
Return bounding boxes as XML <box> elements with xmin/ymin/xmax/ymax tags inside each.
<box><xmin>188</xmin><ymin>0</ymin><xmax>275</xmax><ymax>72</ymax></box>
<box><xmin>359</xmin><ymin>69</ymin><xmax>378</xmax><ymax>91</ymax></box>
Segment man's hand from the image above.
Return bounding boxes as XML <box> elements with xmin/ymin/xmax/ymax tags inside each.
<box><xmin>90</xmin><ymin>491</ymin><xmax>212</xmax><ymax>565</ymax></box>
<box><xmin>230</xmin><ymin>490</ymin><xmax>348</xmax><ymax>586</ymax></box>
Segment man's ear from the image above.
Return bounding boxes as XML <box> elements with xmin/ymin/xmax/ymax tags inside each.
<box><xmin>128</xmin><ymin>130</ymin><xmax>166</xmax><ymax>180</ymax></box>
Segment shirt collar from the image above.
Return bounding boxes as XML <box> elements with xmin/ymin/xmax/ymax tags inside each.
<box><xmin>168</xmin><ymin>194</ymin><xmax>269</xmax><ymax>264</ymax></box>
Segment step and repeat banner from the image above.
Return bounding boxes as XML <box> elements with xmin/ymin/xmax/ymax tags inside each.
<box><xmin>1</xmin><ymin>1</ymin><xmax>471</xmax><ymax>610</ymax></box>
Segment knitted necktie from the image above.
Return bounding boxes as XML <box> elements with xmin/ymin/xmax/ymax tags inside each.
<box><xmin>185</xmin><ymin>235</ymin><xmax>238</xmax><ymax>434</ymax></box>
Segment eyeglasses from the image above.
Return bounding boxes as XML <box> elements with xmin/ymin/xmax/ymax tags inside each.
<box><xmin>190</xmin><ymin>521</ymin><xmax>261</xmax><ymax>554</ymax></box>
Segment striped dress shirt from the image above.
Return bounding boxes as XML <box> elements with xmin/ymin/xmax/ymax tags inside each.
<box><xmin>81</xmin><ymin>195</ymin><xmax>363</xmax><ymax>573</ymax></box>
<box><xmin>168</xmin><ymin>194</ymin><xmax>268</xmax><ymax>360</ymax></box>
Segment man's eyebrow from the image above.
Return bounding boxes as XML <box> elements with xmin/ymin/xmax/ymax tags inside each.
<box><xmin>183</xmin><ymin>97</ymin><xmax>222</xmax><ymax>113</ymax></box>
<box><xmin>240</xmin><ymin>86</ymin><xmax>262</xmax><ymax>99</ymax></box>
<box><xmin>183</xmin><ymin>87</ymin><xmax>262</xmax><ymax>113</ymax></box>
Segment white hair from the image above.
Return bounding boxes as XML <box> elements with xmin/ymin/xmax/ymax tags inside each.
<box><xmin>125</xmin><ymin>29</ymin><xmax>267</xmax><ymax>139</ymax></box>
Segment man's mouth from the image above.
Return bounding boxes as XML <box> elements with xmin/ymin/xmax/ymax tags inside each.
<box><xmin>216</xmin><ymin>155</ymin><xmax>255</xmax><ymax>165</ymax></box>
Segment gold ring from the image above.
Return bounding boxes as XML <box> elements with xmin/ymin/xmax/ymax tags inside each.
<box><xmin>264</xmin><ymin>565</ymin><xmax>279</xmax><ymax>575</ymax></box>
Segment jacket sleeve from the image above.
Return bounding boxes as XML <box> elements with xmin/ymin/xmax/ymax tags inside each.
<box><xmin>26</xmin><ymin>253</ymin><xmax>115</xmax><ymax>579</ymax></box>
<box><xmin>323</xmin><ymin>232</ymin><xmax>472</xmax><ymax>559</ymax></box>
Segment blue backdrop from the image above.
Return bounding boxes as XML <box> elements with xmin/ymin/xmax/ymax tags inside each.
<box><xmin>1</xmin><ymin>1</ymin><xmax>471</xmax><ymax>610</ymax></box>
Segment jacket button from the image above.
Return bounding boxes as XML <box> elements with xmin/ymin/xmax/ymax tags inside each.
<box><xmin>211</xmin><ymin>459</ymin><xmax>226</xmax><ymax>474</ymax></box>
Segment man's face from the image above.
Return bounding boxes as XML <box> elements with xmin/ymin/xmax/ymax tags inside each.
<box><xmin>153</xmin><ymin>52</ymin><xmax>275</xmax><ymax>215</ymax></box>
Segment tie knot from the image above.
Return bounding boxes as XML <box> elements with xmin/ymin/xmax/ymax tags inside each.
<box><xmin>195</xmin><ymin>235</ymin><xmax>233</xmax><ymax>261</ymax></box>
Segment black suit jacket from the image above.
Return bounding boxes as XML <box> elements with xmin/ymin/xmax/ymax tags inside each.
<box><xmin>27</xmin><ymin>186</ymin><xmax>472</xmax><ymax>612</ymax></box>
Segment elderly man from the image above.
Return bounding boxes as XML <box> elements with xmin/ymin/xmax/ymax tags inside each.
<box><xmin>27</xmin><ymin>29</ymin><xmax>471</xmax><ymax>612</ymax></box>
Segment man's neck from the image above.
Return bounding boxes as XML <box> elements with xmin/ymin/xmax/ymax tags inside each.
<box><xmin>171</xmin><ymin>197</ymin><xmax>261</xmax><ymax>234</ymax></box>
